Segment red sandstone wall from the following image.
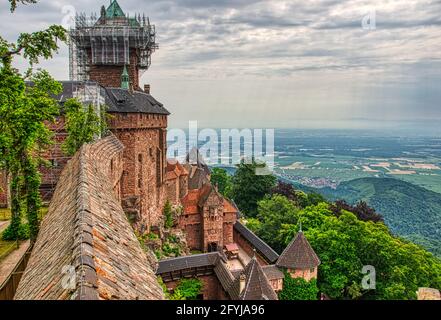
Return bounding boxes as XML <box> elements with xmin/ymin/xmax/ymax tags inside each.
<box><xmin>179</xmin><ymin>204</ymin><xmax>237</xmax><ymax>252</ymax></box>
<box><xmin>222</xmin><ymin>212</ymin><xmax>236</xmax><ymax>245</ymax></box>
<box><xmin>202</xmin><ymin>192</ymin><xmax>225</xmax><ymax>252</ymax></box>
<box><xmin>233</xmin><ymin>229</ymin><xmax>269</xmax><ymax>266</ymax></box>
<box><xmin>288</xmin><ymin>267</ymin><xmax>317</xmax><ymax>281</ymax></box>
<box><xmin>165</xmin><ymin>178</ymin><xmax>179</xmax><ymax>205</ymax></box>
<box><xmin>109</xmin><ymin>112</ymin><xmax>168</xmax><ymax>232</ymax></box>
<box><xmin>179</xmin><ymin>176</ymin><xmax>188</xmax><ymax>199</ymax></box>
<box><xmin>89</xmin><ymin>50</ymin><xmax>141</xmax><ymax>90</ymax></box>
<box><xmin>179</xmin><ymin>213</ymin><xmax>203</xmax><ymax>250</ymax></box>
<box><xmin>108</xmin><ymin>149</ymin><xmax>124</xmax><ymax>203</ymax></box>
<box><xmin>39</xmin><ymin>117</ymin><xmax>70</xmax><ymax>202</ymax></box>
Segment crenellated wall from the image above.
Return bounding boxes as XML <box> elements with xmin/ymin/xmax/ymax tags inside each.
<box><xmin>109</xmin><ymin>112</ymin><xmax>168</xmax><ymax>232</ymax></box>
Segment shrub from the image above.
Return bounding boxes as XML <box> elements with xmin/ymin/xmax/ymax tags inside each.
<box><xmin>164</xmin><ymin>201</ymin><xmax>173</xmax><ymax>229</ymax></box>
<box><xmin>2</xmin><ymin>223</ymin><xmax>30</xmax><ymax>241</ymax></box>
<box><xmin>170</xmin><ymin>278</ymin><xmax>203</xmax><ymax>300</ymax></box>
<box><xmin>278</xmin><ymin>273</ymin><xmax>319</xmax><ymax>300</ymax></box>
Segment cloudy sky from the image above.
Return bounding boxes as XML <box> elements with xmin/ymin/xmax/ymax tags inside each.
<box><xmin>1</xmin><ymin>0</ymin><xmax>441</xmax><ymax>132</ymax></box>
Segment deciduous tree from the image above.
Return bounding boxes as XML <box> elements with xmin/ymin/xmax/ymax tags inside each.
<box><xmin>0</xmin><ymin>5</ymin><xmax>66</xmax><ymax>242</ymax></box>
<box><xmin>231</xmin><ymin>159</ymin><xmax>276</xmax><ymax>217</ymax></box>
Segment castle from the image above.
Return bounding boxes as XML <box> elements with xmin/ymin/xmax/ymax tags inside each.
<box><xmin>6</xmin><ymin>1</ymin><xmax>321</xmax><ymax>300</ymax></box>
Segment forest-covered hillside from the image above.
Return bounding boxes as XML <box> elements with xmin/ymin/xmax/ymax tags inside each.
<box><xmin>320</xmin><ymin>177</ymin><xmax>441</xmax><ymax>257</ymax></box>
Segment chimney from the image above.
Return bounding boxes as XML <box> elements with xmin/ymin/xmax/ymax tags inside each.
<box><xmin>239</xmin><ymin>273</ymin><xmax>246</xmax><ymax>294</ymax></box>
<box><xmin>144</xmin><ymin>84</ymin><xmax>150</xmax><ymax>94</ymax></box>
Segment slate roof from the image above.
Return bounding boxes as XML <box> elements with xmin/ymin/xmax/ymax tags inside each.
<box><xmin>213</xmin><ymin>260</ymin><xmax>238</xmax><ymax>298</ymax></box>
<box><xmin>233</xmin><ymin>222</ymin><xmax>279</xmax><ymax>263</ymax></box>
<box><xmin>157</xmin><ymin>252</ymin><xmax>279</xmax><ymax>301</ymax></box>
<box><xmin>239</xmin><ymin>257</ymin><xmax>278</xmax><ymax>300</ymax></box>
<box><xmin>14</xmin><ymin>135</ymin><xmax>164</xmax><ymax>300</ymax></box>
<box><xmin>105</xmin><ymin>88</ymin><xmax>170</xmax><ymax>115</ymax></box>
<box><xmin>276</xmin><ymin>232</ymin><xmax>321</xmax><ymax>270</ymax></box>
<box><xmin>157</xmin><ymin>252</ymin><xmax>221</xmax><ymax>274</ymax></box>
<box><xmin>186</xmin><ymin>166</ymin><xmax>210</xmax><ymax>190</ymax></box>
<box><xmin>186</xmin><ymin>148</ymin><xmax>211</xmax><ymax>176</ymax></box>
<box><xmin>262</xmin><ymin>265</ymin><xmax>284</xmax><ymax>281</ymax></box>
<box><xmin>55</xmin><ymin>81</ymin><xmax>170</xmax><ymax>115</ymax></box>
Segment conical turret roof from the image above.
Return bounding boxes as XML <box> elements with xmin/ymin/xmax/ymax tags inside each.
<box><xmin>276</xmin><ymin>232</ymin><xmax>320</xmax><ymax>269</ymax></box>
<box><xmin>239</xmin><ymin>256</ymin><xmax>278</xmax><ymax>300</ymax></box>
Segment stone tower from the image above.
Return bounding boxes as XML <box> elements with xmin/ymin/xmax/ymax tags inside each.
<box><xmin>67</xmin><ymin>1</ymin><xmax>168</xmax><ymax>232</ymax></box>
<box><xmin>69</xmin><ymin>0</ymin><xmax>157</xmax><ymax>90</ymax></box>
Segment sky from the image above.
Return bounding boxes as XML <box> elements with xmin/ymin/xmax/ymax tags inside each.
<box><xmin>1</xmin><ymin>0</ymin><xmax>441</xmax><ymax>132</ymax></box>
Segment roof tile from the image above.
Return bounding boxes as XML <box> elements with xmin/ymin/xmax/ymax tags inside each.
<box><xmin>276</xmin><ymin>232</ymin><xmax>321</xmax><ymax>269</ymax></box>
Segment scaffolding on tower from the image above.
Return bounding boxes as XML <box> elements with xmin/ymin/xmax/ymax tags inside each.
<box><xmin>68</xmin><ymin>8</ymin><xmax>158</xmax><ymax>81</ymax></box>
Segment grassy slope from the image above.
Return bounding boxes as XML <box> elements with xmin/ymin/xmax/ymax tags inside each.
<box><xmin>320</xmin><ymin>177</ymin><xmax>441</xmax><ymax>257</ymax></box>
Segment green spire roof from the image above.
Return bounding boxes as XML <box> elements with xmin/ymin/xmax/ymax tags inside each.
<box><xmin>121</xmin><ymin>65</ymin><xmax>130</xmax><ymax>90</ymax></box>
<box><xmin>106</xmin><ymin>0</ymin><xmax>125</xmax><ymax>18</ymax></box>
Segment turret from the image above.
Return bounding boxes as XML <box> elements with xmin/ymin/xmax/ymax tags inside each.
<box><xmin>276</xmin><ymin>231</ymin><xmax>321</xmax><ymax>281</ymax></box>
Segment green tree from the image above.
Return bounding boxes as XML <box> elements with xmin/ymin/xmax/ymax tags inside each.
<box><xmin>167</xmin><ymin>278</ymin><xmax>203</xmax><ymax>300</ymax></box>
<box><xmin>0</xmin><ymin>6</ymin><xmax>66</xmax><ymax>242</ymax></box>
<box><xmin>301</xmin><ymin>208</ymin><xmax>441</xmax><ymax>300</ymax></box>
<box><xmin>278</xmin><ymin>274</ymin><xmax>319</xmax><ymax>300</ymax></box>
<box><xmin>231</xmin><ymin>159</ymin><xmax>276</xmax><ymax>217</ymax></box>
<box><xmin>8</xmin><ymin>0</ymin><xmax>37</xmax><ymax>12</ymax></box>
<box><xmin>0</xmin><ymin>69</ymin><xmax>63</xmax><ymax>242</ymax></box>
<box><xmin>62</xmin><ymin>98</ymin><xmax>107</xmax><ymax>156</ymax></box>
<box><xmin>248</xmin><ymin>193</ymin><xmax>441</xmax><ymax>300</ymax></box>
<box><xmin>297</xmin><ymin>192</ymin><xmax>327</xmax><ymax>208</ymax></box>
<box><xmin>210</xmin><ymin>167</ymin><xmax>233</xmax><ymax>199</ymax></box>
<box><xmin>244</xmin><ymin>217</ymin><xmax>262</xmax><ymax>234</ymax></box>
<box><xmin>254</xmin><ymin>194</ymin><xmax>299</xmax><ymax>252</ymax></box>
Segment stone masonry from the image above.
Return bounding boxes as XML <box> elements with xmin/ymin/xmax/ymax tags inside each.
<box><xmin>14</xmin><ymin>134</ymin><xmax>164</xmax><ymax>300</ymax></box>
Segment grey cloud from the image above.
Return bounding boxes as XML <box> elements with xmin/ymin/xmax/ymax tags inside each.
<box><xmin>1</xmin><ymin>0</ymin><xmax>441</xmax><ymax>127</ymax></box>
